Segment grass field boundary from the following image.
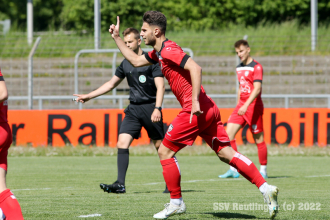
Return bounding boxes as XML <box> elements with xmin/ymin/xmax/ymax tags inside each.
<box><xmin>8</xmin><ymin>144</ymin><xmax>330</xmax><ymax>157</ymax></box>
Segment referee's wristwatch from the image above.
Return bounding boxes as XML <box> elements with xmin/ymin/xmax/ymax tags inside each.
<box><xmin>155</xmin><ymin>106</ymin><xmax>162</xmax><ymax>111</ymax></box>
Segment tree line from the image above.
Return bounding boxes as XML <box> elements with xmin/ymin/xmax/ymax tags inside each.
<box><xmin>0</xmin><ymin>0</ymin><xmax>329</xmax><ymax>32</ymax></box>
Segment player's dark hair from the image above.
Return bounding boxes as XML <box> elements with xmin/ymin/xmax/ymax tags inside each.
<box><xmin>122</xmin><ymin>27</ymin><xmax>140</xmax><ymax>40</ymax></box>
<box><xmin>143</xmin><ymin>11</ymin><xmax>167</xmax><ymax>33</ymax></box>
<box><xmin>235</xmin><ymin>40</ymin><xmax>249</xmax><ymax>48</ymax></box>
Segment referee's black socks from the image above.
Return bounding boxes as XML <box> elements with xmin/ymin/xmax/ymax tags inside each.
<box><xmin>117</xmin><ymin>148</ymin><xmax>129</xmax><ymax>185</ymax></box>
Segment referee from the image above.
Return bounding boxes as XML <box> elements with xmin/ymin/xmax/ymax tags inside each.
<box><xmin>73</xmin><ymin>27</ymin><xmax>168</xmax><ymax>193</ymax></box>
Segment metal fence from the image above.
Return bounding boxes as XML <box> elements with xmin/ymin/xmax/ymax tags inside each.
<box><xmin>1</xmin><ymin>32</ymin><xmax>330</xmax><ymax>109</ymax></box>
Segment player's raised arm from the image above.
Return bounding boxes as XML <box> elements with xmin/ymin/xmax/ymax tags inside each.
<box><xmin>109</xmin><ymin>16</ymin><xmax>151</xmax><ymax>67</ymax></box>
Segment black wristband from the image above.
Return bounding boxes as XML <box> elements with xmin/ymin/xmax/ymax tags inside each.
<box><xmin>155</xmin><ymin>106</ymin><xmax>162</xmax><ymax>111</ymax></box>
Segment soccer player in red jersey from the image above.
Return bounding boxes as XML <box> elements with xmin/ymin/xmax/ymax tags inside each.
<box><xmin>0</xmin><ymin>69</ymin><xmax>24</xmax><ymax>219</ymax></box>
<box><xmin>108</xmin><ymin>11</ymin><xmax>279</xmax><ymax>219</ymax></box>
<box><xmin>219</xmin><ymin>40</ymin><xmax>268</xmax><ymax>179</ymax></box>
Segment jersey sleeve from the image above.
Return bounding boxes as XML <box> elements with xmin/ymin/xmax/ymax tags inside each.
<box><xmin>145</xmin><ymin>50</ymin><xmax>158</xmax><ymax>64</ymax></box>
<box><xmin>115</xmin><ymin>61</ymin><xmax>126</xmax><ymax>79</ymax></box>
<box><xmin>253</xmin><ymin>64</ymin><xmax>263</xmax><ymax>82</ymax></box>
<box><xmin>162</xmin><ymin>46</ymin><xmax>190</xmax><ymax>68</ymax></box>
<box><xmin>151</xmin><ymin>63</ymin><xmax>163</xmax><ymax>78</ymax></box>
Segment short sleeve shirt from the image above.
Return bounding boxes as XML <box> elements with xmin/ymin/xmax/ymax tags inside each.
<box><xmin>115</xmin><ymin>51</ymin><xmax>163</xmax><ymax>104</ymax></box>
<box><xmin>0</xmin><ymin>69</ymin><xmax>8</xmax><ymax>123</ymax></box>
<box><xmin>145</xmin><ymin>39</ymin><xmax>210</xmax><ymax>110</ymax></box>
<box><xmin>236</xmin><ymin>60</ymin><xmax>263</xmax><ymax>105</ymax></box>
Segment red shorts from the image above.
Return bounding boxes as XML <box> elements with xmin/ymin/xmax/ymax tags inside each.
<box><xmin>228</xmin><ymin>102</ymin><xmax>264</xmax><ymax>134</ymax></box>
<box><xmin>0</xmin><ymin>122</ymin><xmax>12</xmax><ymax>171</ymax></box>
<box><xmin>164</xmin><ymin>100</ymin><xmax>230</xmax><ymax>153</ymax></box>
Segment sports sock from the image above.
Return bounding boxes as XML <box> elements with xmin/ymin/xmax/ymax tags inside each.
<box><xmin>0</xmin><ymin>189</ymin><xmax>24</xmax><ymax>220</ymax></box>
<box><xmin>170</xmin><ymin>197</ymin><xmax>183</xmax><ymax>206</ymax></box>
<box><xmin>230</xmin><ymin>140</ymin><xmax>238</xmax><ymax>151</ymax></box>
<box><xmin>258</xmin><ymin>182</ymin><xmax>270</xmax><ymax>195</ymax></box>
<box><xmin>256</xmin><ymin>142</ymin><xmax>267</xmax><ymax>165</ymax></box>
<box><xmin>117</xmin><ymin>148</ymin><xmax>129</xmax><ymax>185</ymax></box>
<box><xmin>160</xmin><ymin>156</ymin><xmax>181</xmax><ymax>199</ymax></box>
<box><xmin>229</xmin><ymin>140</ymin><xmax>238</xmax><ymax>172</ymax></box>
<box><xmin>229</xmin><ymin>152</ymin><xmax>266</xmax><ymax>188</ymax></box>
<box><xmin>156</xmin><ymin>146</ymin><xmax>170</xmax><ymax>192</ymax></box>
<box><xmin>0</xmin><ymin>208</ymin><xmax>4</xmax><ymax>219</ymax></box>
<box><xmin>260</xmin><ymin>165</ymin><xmax>267</xmax><ymax>174</ymax></box>
<box><xmin>230</xmin><ymin>166</ymin><xmax>238</xmax><ymax>172</ymax></box>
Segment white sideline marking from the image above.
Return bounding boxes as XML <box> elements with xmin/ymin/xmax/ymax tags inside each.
<box><xmin>143</xmin><ymin>182</ymin><xmax>159</xmax><ymax>185</ymax></box>
<box><xmin>11</xmin><ymin>188</ymin><xmax>51</xmax><ymax>191</ymax></box>
<box><xmin>138</xmin><ymin>175</ymin><xmax>330</xmax><ymax>186</ymax></box>
<box><xmin>78</xmin><ymin>214</ymin><xmax>102</xmax><ymax>218</ymax></box>
<box><xmin>305</xmin><ymin>174</ymin><xmax>330</xmax><ymax>178</ymax></box>
<box><xmin>12</xmin><ymin>187</ymin><xmax>73</xmax><ymax>191</ymax></box>
<box><xmin>139</xmin><ymin>178</ymin><xmax>242</xmax><ymax>186</ymax></box>
<box><xmin>12</xmin><ymin>175</ymin><xmax>329</xmax><ymax>192</ymax></box>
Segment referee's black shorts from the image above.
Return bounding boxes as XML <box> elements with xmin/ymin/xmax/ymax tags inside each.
<box><xmin>119</xmin><ymin>103</ymin><xmax>164</xmax><ymax>140</ymax></box>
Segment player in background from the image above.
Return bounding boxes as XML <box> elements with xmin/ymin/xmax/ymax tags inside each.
<box><xmin>0</xmin><ymin>68</ymin><xmax>24</xmax><ymax>219</ymax></box>
<box><xmin>73</xmin><ymin>27</ymin><xmax>169</xmax><ymax>194</ymax></box>
<box><xmin>219</xmin><ymin>40</ymin><xmax>268</xmax><ymax>179</ymax></box>
<box><xmin>108</xmin><ymin>11</ymin><xmax>279</xmax><ymax>219</ymax></box>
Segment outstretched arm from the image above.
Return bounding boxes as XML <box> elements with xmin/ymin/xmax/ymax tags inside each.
<box><xmin>109</xmin><ymin>16</ymin><xmax>151</xmax><ymax>67</ymax></box>
<box><xmin>73</xmin><ymin>75</ymin><xmax>123</xmax><ymax>103</ymax></box>
<box><xmin>184</xmin><ymin>58</ymin><xmax>203</xmax><ymax>123</ymax></box>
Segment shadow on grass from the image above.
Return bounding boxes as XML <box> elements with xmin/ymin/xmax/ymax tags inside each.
<box><xmin>205</xmin><ymin>212</ymin><xmax>266</xmax><ymax>219</ymax></box>
<box><xmin>133</xmin><ymin>191</ymin><xmax>160</xmax><ymax>194</ymax></box>
<box><xmin>182</xmin><ymin>189</ymin><xmax>205</xmax><ymax>193</ymax></box>
<box><xmin>267</xmin><ymin>176</ymin><xmax>291</xmax><ymax>179</ymax></box>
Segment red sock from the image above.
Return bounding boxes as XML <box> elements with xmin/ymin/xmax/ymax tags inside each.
<box><xmin>0</xmin><ymin>189</ymin><xmax>24</xmax><ymax>220</ymax></box>
<box><xmin>230</xmin><ymin>140</ymin><xmax>238</xmax><ymax>151</ymax></box>
<box><xmin>257</xmin><ymin>142</ymin><xmax>267</xmax><ymax>165</ymax></box>
<box><xmin>160</xmin><ymin>157</ymin><xmax>181</xmax><ymax>199</ymax></box>
<box><xmin>229</xmin><ymin>152</ymin><xmax>265</xmax><ymax>188</ymax></box>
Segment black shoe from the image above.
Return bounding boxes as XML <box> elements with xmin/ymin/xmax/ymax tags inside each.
<box><xmin>100</xmin><ymin>181</ymin><xmax>126</xmax><ymax>194</ymax></box>
<box><xmin>163</xmin><ymin>185</ymin><xmax>170</xmax><ymax>193</ymax></box>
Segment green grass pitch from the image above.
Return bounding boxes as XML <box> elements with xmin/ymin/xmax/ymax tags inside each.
<box><xmin>7</xmin><ymin>152</ymin><xmax>330</xmax><ymax>219</ymax></box>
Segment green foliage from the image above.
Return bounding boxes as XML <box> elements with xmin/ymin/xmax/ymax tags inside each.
<box><xmin>1</xmin><ymin>0</ymin><xmax>330</xmax><ymax>32</ymax></box>
<box><xmin>33</xmin><ymin>0</ymin><xmax>63</xmax><ymax>31</ymax></box>
<box><xmin>1</xmin><ymin>20</ymin><xmax>330</xmax><ymax>59</ymax></box>
<box><xmin>0</xmin><ymin>0</ymin><xmax>26</xmax><ymax>30</ymax></box>
<box><xmin>60</xmin><ymin>0</ymin><xmax>94</xmax><ymax>30</ymax></box>
<box><xmin>0</xmin><ymin>0</ymin><xmax>63</xmax><ymax>31</ymax></box>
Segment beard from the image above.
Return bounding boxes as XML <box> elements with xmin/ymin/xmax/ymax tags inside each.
<box><xmin>145</xmin><ymin>34</ymin><xmax>156</xmax><ymax>46</ymax></box>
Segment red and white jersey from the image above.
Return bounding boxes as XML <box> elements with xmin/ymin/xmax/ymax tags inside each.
<box><xmin>145</xmin><ymin>39</ymin><xmax>210</xmax><ymax>110</ymax></box>
<box><xmin>0</xmin><ymin>69</ymin><xmax>8</xmax><ymax>123</ymax></box>
<box><xmin>236</xmin><ymin>59</ymin><xmax>263</xmax><ymax>105</ymax></box>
